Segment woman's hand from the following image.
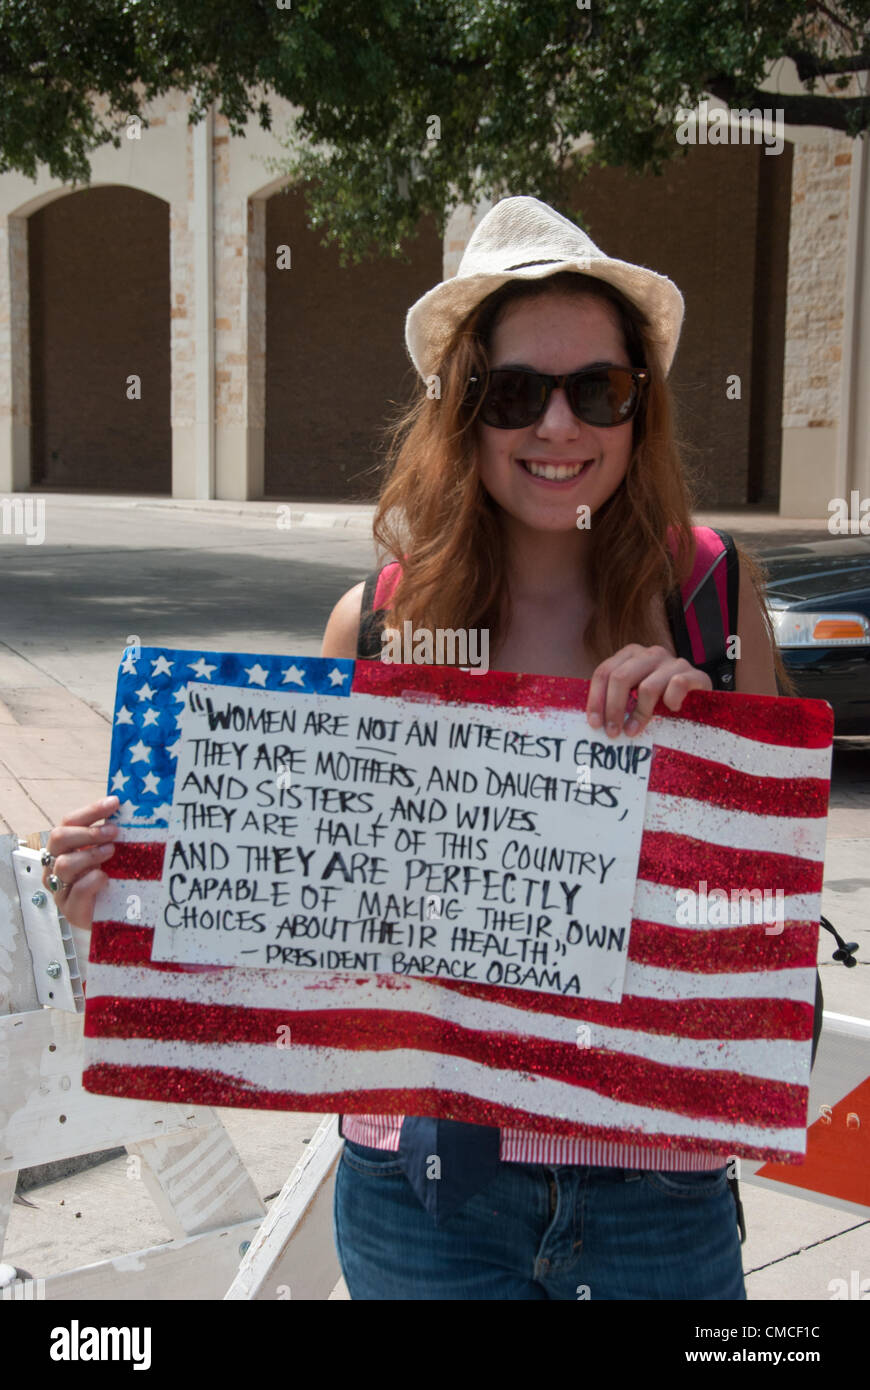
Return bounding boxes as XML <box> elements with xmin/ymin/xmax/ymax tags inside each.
<box><xmin>41</xmin><ymin>794</ymin><xmax>121</xmax><ymax>931</ymax></box>
<box><xmin>586</xmin><ymin>645</ymin><xmax>713</xmax><ymax>739</ymax></box>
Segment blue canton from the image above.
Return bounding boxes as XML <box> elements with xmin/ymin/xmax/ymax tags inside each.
<box><xmin>107</xmin><ymin>645</ymin><xmax>355</xmax><ymax>828</ymax></box>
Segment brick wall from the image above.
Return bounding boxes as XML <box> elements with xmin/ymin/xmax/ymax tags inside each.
<box><xmin>784</xmin><ymin>132</ymin><xmax>852</xmax><ymax>431</ymax></box>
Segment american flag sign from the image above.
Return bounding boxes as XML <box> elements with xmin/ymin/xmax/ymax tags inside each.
<box><xmin>82</xmin><ymin>646</ymin><xmax>834</xmax><ymax>1163</ymax></box>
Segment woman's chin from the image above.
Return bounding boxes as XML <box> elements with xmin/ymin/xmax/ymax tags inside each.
<box><xmin>497</xmin><ymin>501</ymin><xmax>591</xmax><ymax>535</ymax></box>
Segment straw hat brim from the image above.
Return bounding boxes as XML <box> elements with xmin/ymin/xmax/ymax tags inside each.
<box><xmin>405</xmin><ymin>257</ymin><xmax>684</xmax><ymax>382</ymax></box>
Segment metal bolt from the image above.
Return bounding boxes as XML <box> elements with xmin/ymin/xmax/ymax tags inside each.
<box><xmin>31</xmin><ymin>891</ymin><xmax>47</xmax><ymax>908</ymax></box>
<box><xmin>46</xmin><ymin>961</ymin><xmax>62</xmax><ymax>979</ymax></box>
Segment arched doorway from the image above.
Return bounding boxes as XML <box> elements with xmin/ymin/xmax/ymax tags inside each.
<box><xmin>264</xmin><ymin>183</ymin><xmax>443</xmax><ymax>499</ymax></box>
<box><xmin>570</xmin><ymin>140</ymin><xmax>792</xmax><ymax>507</ymax></box>
<box><xmin>29</xmin><ymin>185</ymin><xmax>171</xmax><ymax>492</ymax></box>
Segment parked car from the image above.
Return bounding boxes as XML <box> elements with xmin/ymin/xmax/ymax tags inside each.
<box><xmin>758</xmin><ymin>536</ymin><xmax>870</xmax><ymax>734</ymax></box>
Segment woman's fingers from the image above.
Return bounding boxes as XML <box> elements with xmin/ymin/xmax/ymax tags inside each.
<box><xmin>51</xmin><ymin>840</ymin><xmax>117</xmax><ymax>889</ymax></box>
<box><xmin>59</xmin><ymin>866</ymin><xmax>111</xmax><ymax>935</ymax></box>
<box><xmin>50</xmin><ymin>794</ymin><xmax>120</xmax><ymax>839</ymax></box>
<box><xmin>587</xmin><ymin>647</ymin><xmax>712</xmax><ymax>738</ymax></box>
<box><xmin>626</xmin><ymin>663</ymin><xmax>712</xmax><ymax>735</ymax></box>
<box><xmin>47</xmin><ymin>819</ymin><xmax>119</xmax><ymax>860</ymax></box>
<box><xmin>586</xmin><ymin>645</ymin><xmax>648</xmax><ymax>732</ymax></box>
<box><xmin>43</xmin><ymin>794</ymin><xmax>120</xmax><ymax>930</ymax></box>
<box><xmin>587</xmin><ymin>646</ymin><xmax>665</xmax><ymax>735</ymax></box>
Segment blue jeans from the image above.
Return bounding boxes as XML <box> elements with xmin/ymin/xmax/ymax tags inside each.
<box><xmin>334</xmin><ymin>1140</ymin><xmax>746</xmax><ymax>1300</ymax></box>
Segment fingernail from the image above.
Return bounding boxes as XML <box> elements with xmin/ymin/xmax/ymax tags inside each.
<box><xmin>606</xmin><ymin>721</ymin><xmax>619</xmax><ymax>735</ymax></box>
<box><xmin>625</xmin><ymin>718</ymin><xmax>640</xmax><ymax>735</ymax></box>
<box><xmin>97</xmin><ymin>843</ymin><xmax>115</xmax><ymax>856</ymax></box>
<box><xmin>99</xmin><ymin>824</ymin><xmax>119</xmax><ymax>838</ymax></box>
<box><xmin>587</xmin><ymin>710</ymin><xmax>601</xmax><ymax>728</ymax></box>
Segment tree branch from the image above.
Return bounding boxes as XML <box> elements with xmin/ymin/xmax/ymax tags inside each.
<box><xmin>805</xmin><ymin>0</ymin><xmax>863</xmax><ymax>45</ymax></box>
<box><xmin>781</xmin><ymin>43</ymin><xmax>870</xmax><ymax>81</ymax></box>
<box><xmin>706</xmin><ymin>75</ymin><xmax>870</xmax><ymax>130</ymax></box>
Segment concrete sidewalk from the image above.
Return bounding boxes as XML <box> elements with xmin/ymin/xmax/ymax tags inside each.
<box><xmin>19</xmin><ymin>488</ymin><xmax>843</xmax><ymax>545</ymax></box>
<box><xmin>1</xmin><ymin>495</ymin><xmax>866</xmax><ymax>1301</ymax></box>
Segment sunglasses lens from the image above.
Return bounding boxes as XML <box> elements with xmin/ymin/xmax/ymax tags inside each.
<box><xmin>479</xmin><ymin>371</ymin><xmax>545</xmax><ymax>429</ymax></box>
<box><xmin>568</xmin><ymin>369</ymin><xmax>639</xmax><ymax>426</ymax></box>
<box><xmin>476</xmin><ymin>368</ymin><xmax>643</xmax><ymax>429</ymax></box>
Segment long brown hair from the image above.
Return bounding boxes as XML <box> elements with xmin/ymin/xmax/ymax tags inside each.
<box><xmin>373</xmin><ymin>269</ymin><xmax>794</xmax><ymax>692</ymax></box>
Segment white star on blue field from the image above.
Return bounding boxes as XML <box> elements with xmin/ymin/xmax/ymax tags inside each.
<box><xmin>107</xmin><ymin>646</ymin><xmax>354</xmax><ymax>827</ymax></box>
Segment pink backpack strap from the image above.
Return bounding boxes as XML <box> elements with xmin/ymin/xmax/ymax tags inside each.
<box><xmin>373</xmin><ymin>561</ymin><xmax>402</xmax><ymax>610</ymax></box>
<box><xmin>667</xmin><ymin>525</ymin><xmax>731</xmax><ymax>667</ymax></box>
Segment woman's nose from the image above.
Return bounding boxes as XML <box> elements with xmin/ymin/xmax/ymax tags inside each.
<box><xmin>535</xmin><ymin>386</ymin><xmax>583</xmax><ymax>435</ymax></box>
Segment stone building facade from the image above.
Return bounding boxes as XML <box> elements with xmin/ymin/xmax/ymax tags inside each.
<box><xmin>0</xmin><ymin>70</ymin><xmax>867</xmax><ymax>518</ymax></box>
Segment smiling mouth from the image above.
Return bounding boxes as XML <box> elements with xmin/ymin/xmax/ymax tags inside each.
<box><xmin>519</xmin><ymin>458</ymin><xmax>594</xmax><ymax>481</ymax></box>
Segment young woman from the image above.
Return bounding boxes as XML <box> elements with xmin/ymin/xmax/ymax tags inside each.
<box><xmin>319</xmin><ymin>196</ymin><xmax>794</xmax><ymax>1301</ymax></box>
<box><xmin>43</xmin><ymin>196</ymin><xmax>794</xmax><ymax>1301</ymax></box>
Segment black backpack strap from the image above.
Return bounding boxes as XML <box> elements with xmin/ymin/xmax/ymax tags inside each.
<box><xmin>811</xmin><ymin>972</ymin><xmax>824</xmax><ymax>1068</ymax></box>
<box><xmin>357</xmin><ymin>568</ymin><xmax>388</xmax><ymax>660</ymax></box>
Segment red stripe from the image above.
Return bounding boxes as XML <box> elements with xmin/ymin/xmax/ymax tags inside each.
<box><xmin>673</xmin><ymin>690</ymin><xmax>833</xmax><ymax>749</ymax></box>
<box><xmin>638</xmin><ymin>831</ymin><xmax>824</xmax><ymax>895</ymax></box>
<box><xmin>429</xmin><ymin>975</ymin><xmax>815</xmax><ymax>1040</ymax></box>
<box><xmin>351</xmin><ymin>664</ymin><xmax>833</xmax><ymax>747</ymax></box>
<box><xmin>81</xmin><ymin>1065</ymin><xmax>803</xmax><ymax>1164</ymax></box>
<box><xmin>627</xmin><ymin>919</ymin><xmax>819</xmax><ymax>971</ymax></box>
<box><xmin>91</xmin><ymin>922</ymin><xmax>230</xmax><ymax>973</ymax></box>
<box><xmin>84</xmin><ymin>997</ymin><xmax>808</xmax><ymax>1127</ymax></box>
<box><xmin>352</xmin><ymin>661</ymin><xmax>592</xmax><ymax>711</ymax></box>
<box><xmin>649</xmin><ymin>747</ymin><xmax>830</xmax><ymax>818</ymax></box>
<box><xmin>107</xmin><ymin>841</ymin><xmax>166</xmax><ymax>878</ymax></box>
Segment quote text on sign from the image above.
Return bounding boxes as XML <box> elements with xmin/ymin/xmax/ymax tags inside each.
<box><xmin>150</xmin><ymin>685</ymin><xmax>654</xmax><ymax>1002</ymax></box>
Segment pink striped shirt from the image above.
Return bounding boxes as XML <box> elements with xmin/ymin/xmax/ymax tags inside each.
<box><xmin>341</xmin><ymin>1113</ymin><xmax>728</xmax><ymax>1170</ymax></box>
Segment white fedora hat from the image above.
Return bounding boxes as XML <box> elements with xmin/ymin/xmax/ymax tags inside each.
<box><xmin>405</xmin><ymin>195</ymin><xmax>684</xmax><ymax>381</ymax></box>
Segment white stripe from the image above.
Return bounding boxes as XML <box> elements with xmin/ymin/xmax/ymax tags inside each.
<box><xmin>84</xmin><ymin>1036</ymin><xmax>806</xmax><ymax>1153</ymax></box>
<box><xmin>653</xmin><ymin>717</ymin><xmax>832</xmax><ymax>780</ymax></box>
<box><xmin>100</xmin><ymin>879</ymin><xmax>164</xmax><ymax>922</ymax></box>
<box><xmin>623</xmin><ymin>962</ymin><xmax>817</xmax><ymax>1001</ymax></box>
<box><xmin>633</xmin><ymin>879</ymin><xmax>820</xmax><ymax>929</ymax></box>
<box><xmin>644</xmin><ymin>791</ymin><xmax>826</xmax><ymax>861</ymax></box>
<box><xmin>86</xmin><ymin>961</ymin><xmax>811</xmax><ymax>1082</ymax></box>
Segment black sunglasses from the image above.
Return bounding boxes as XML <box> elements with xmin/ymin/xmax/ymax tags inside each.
<box><xmin>467</xmin><ymin>365</ymin><xmax>650</xmax><ymax>430</ymax></box>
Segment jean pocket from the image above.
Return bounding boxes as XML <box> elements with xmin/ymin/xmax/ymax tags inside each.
<box><xmin>341</xmin><ymin>1140</ymin><xmax>407</xmax><ymax>1178</ymax></box>
<box><xmin>642</xmin><ymin>1166</ymin><xmax>729</xmax><ymax>1198</ymax></box>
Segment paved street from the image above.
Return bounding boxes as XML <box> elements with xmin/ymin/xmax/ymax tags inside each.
<box><xmin>0</xmin><ymin>493</ymin><xmax>867</xmax><ymax>1299</ymax></box>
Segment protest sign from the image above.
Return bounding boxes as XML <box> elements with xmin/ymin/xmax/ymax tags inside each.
<box><xmin>83</xmin><ymin>646</ymin><xmax>834</xmax><ymax>1162</ymax></box>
